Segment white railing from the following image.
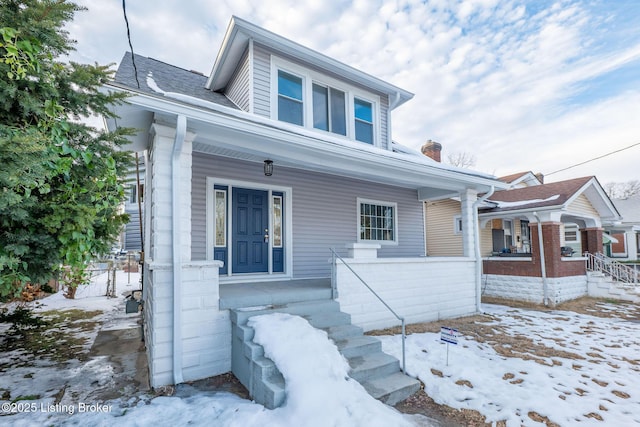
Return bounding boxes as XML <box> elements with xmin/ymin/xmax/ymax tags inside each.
<box><xmin>585</xmin><ymin>252</ymin><xmax>639</xmax><ymax>285</ymax></box>
<box><xmin>331</xmin><ymin>248</ymin><xmax>406</xmax><ymax>373</ymax></box>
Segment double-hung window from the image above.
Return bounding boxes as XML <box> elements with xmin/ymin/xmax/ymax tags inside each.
<box><xmin>358</xmin><ymin>199</ymin><xmax>397</xmax><ymax>244</ymax></box>
<box><xmin>277</xmin><ymin>70</ymin><xmax>303</xmax><ymax>125</ymax></box>
<box><xmin>312</xmin><ymin>84</ymin><xmax>346</xmax><ymax>135</ymax></box>
<box><xmin>354</xmin><ymin>98</ymin><xmax>373</xmax><ymax>144</ymax></box>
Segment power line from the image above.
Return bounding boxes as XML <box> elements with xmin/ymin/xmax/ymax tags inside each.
<box><xmin>122</xmin><ymin>0</ymin><xmax>140</xmax><ymax>89</ymax></box>
<box><xmin>546</xmin><ymin>141</ymin><xmax>640</xmax><ymax>176</ymax></box>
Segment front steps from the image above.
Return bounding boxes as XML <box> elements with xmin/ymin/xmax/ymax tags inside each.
<box><xmin>230</xmin><ymin>299</ymin><xmax>419</xmax><ymax>409</ymax></box>
<box><xmin>587</xmin><ymin>272</ymin><xmax>640</xmax><ymax>302</ymax></box>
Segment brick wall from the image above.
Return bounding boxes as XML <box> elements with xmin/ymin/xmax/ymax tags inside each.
<box><xmin>483</xmin><ymin>222</ymin><xmax>585</xmax><ymax>278</ymax></box>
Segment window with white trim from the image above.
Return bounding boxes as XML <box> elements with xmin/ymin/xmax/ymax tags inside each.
<box><xmin>273</xmin><ymin>58</ymin><xmax>379</xmax><ymax>146</ymax></box>
<box><xmin>564</xmin><ymin>224</ymin><xmax>580</xmax><ymax>243</ymax></box>
<box><xmin>277</xmin><ymin>70</ymin><xmax>303</xmax><ymax>125</ymax></box>
<box><xmin>358</xmin><ymin>199</ymin><xmax>397</xmax><ymax>243</ymax></box>
<box><xmin>354</xmin><ymin>98</ymin><xmax>373</xmax><ymax>144</ymax></box>
<box><xmin>454</xmin><ymin>215</ymin><xmax>463</xmax><ymax>234</ymax></box>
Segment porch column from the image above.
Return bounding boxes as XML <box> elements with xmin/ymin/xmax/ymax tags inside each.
<box><xmin>581</xmin><ymin>227</ymin><xmax>603</xmax><ymax>255</ymax></box>
<box><xmin>148</xmin><ymin>123</ymin><xmax>197</xmax><ymax>263</ymax></box>
<box><xmin>530</xmin><ymin>222</ymin><xmax>563</xmax><ymax>277</ymax></box>
<box><xmin>460</xmin><ymin>188</ymin><xmax>478</xmax><ymax>257</ymax></box>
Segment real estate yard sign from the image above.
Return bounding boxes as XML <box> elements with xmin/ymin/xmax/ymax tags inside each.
<box><xmin>441</xmin><ymin>327</ymin><xmax>459</xmax><ymax>366</ymax></box>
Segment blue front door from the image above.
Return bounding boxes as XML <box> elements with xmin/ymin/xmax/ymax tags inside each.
<box><xmin>232</xmin><ymin>188</ymin><xmax>269</xmax><ymax>273</ymax></box>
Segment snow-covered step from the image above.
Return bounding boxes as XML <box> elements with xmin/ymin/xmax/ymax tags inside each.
<box><xmin>230</xmin><ymin>299</ymin><xmax>419</xmax><ymax>409</ymax></box>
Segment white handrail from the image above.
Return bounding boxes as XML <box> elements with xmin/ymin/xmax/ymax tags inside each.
<box><xmin>330</xmin><ymin>248</ymin><xmax>406</xmax><ymax>373</ymax></box>
<box><xmin>585</xmin><ymin>252</ymin><xmax>639</xmax><ymax>285</ymax></box>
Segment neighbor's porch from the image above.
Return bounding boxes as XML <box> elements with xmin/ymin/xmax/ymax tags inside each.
<box><xmin>480</xmin><ymin>212</ymin><xmax>605</xmax><ymax>304</ymax></box>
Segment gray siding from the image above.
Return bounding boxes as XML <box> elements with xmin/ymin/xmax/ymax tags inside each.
<box><xmin>124</xmin><ymin>206</ymin><xmax>143</xmax><ymax>251</ymax></box>
<box><xmin>253</xmin><ymin>45</ymin><xmax>271</xmax><ymax>117</ymax></box>
<box><xmin>191</xmin><ymin>153</ymin><xmax>425</xmax><ymax>278</ymax></box>
<box><xmin>380</xmin><ymin>94</ymin><xmax>389</xmax><ymax>149</ymax></box>
<box><xmin>224</xmin><ymin>48</ymin><xmax>251</xmax><ymax>112</ymax></box>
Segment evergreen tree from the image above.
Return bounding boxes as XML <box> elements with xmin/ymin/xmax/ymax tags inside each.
<box><xmin>0</xmin><ymin>0</ymin><xmax>133</xmax><ymax>298</ymax></box>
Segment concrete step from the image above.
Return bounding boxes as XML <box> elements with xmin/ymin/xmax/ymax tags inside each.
<box><xmin>362</xmin><ymin>371</ymin><xmax>421</xmax><ymax>406</ymax></box>
<box><xmin>323</xmin><ymin>324</ymin><xmax>364</xmax><ymax>340</ymax></box>
<box><xmin>334</xmin><ymin>335</ymin><xmax>381</xmax><ymax>359</ymax></box>
<box><xmin>230</xmin><ymin>299</ymin><xmax>418</xmax><ymax>409</ymax></box>
<box><xmin>347</xmin><ymin>352</ymin><xmax>400</xmax><ymax>383</ymax></box>
<box><xmin>302</xmin><ymin>311</ymin><xmax>351</xmax><ymax>329</ymax></box>
<box><xmin>231</xmin><ymin>299</ymin><xmax>340</xmax><ymax>324</ymax></box>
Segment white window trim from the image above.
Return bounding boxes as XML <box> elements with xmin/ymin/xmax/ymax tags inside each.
<box><xmin>563</xmin><ymin>224</ymin><xmax>581</xmax><ymax>244</ymax></box>
<box><xmin>270</xmin><ymin>56</ymin><xmax>381</xmax><ymax>147</ymax></box>
<box><xmin>453</xmin><ymin>215</ymin><xmax>463</xmax><ymax>235</ymax></box>
<box><xmin>356</xmin><ymin>197</ymin><xmax>398</xmax><ymax>245</ymax></box>
<box><xmin>206</xmin><ymin>177</ymin><xmax>293</xmax><ymax>280</ymax></box>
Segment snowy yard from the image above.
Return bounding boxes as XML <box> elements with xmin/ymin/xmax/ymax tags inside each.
<box><xmin>379</xmin><ymin>302</ymin><xmax>640</xmax><ymax>426</ymax></box>
<box><xmin>1</xmin><ymin>272</ymin><xmax>639</xmax><ymax>426</ymax></box>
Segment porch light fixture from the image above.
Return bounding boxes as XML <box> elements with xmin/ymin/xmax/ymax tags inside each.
<box><xmin>264</xmin><ymin>160</ymin><xmax>273</xmax><ymax>176</ymax></box>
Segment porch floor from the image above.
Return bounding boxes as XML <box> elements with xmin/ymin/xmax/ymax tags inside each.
<box><xmin>219</xmin><ymin>278</ymin><xmax>332</xmax><ymax>309</ymax></box>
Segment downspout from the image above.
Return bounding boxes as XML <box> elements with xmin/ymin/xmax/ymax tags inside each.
<box><xmin>172</xmin><ymin>115</ymin><xmax>187</xmax><ymax>384</ymax></box>
<box><xmin>473</xmin><ymin>186</ymin><xmax>495</xmax><ymax>313</ymax></box>
<box><xmin>533</xmin><ymin>212</ymin><xmax>549</xmax><ymax>306</ymax></box>
<box><xmin>387</xmin><ymin>92</ymin><xmax>401</xmax><ymax>149</ymax></box>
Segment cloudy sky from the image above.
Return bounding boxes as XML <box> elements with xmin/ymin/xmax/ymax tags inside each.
<box><xmin>66</xmin><ymin>0</ymin><xmax>640</xmax><ymax>184</ymax></box>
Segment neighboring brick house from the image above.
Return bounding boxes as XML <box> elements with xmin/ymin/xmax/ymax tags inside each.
<box><xmin>423</xmin><ymin>148</ymin><xmax>621</xmax><ymax>305</ymax></box>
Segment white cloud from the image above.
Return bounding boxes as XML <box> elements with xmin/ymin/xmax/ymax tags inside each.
<box><xmin>66</xmin><ymin>0</ymin><xmax>640</xmax><ymax>184</ymax></box>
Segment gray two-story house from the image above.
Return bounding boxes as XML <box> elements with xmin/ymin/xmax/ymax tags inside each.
<box><xmin>105</xmin><ymin>16</ymin><xmax>504</xmax><ymax>406</ymax></box>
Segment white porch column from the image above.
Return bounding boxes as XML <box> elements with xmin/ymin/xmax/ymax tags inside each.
<box><xmin>460</xmin><ymin>188</ymin><xmax>478</xmax><ymax>257</ymax></box>
<box><xmin>625</xmin><ymin>230</ymin><xmax>638</xmax><ymax>260</ymax></box>
<box><xmin>148</xmin><ymin>123</ymin><xmax>197</xmax><ymax>263</ymax></box>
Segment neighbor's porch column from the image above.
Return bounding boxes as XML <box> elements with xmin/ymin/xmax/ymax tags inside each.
<box><xmin>460</xmin><ymin>188</ymin><xmax>478</xmax><ymax>257</ymax></box>
<box><xmin>530</xmin><ymin>221</ymin><xmax>563</xmax><ymax>277</ymax></box>
<box><xmin>581</xmin><ymin>227</ymin><xmax>604</xmax><ymax>255</ymax></box>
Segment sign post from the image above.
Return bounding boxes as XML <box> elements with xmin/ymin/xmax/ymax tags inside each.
<box><xmin>440</xmin><ymin>326</ymin><xmax>459</xmax><ymax>366</ymax></box>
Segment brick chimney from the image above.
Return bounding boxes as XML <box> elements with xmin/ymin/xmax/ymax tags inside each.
<box><xmin>421</xmin><ymin>140</ymin><xmax>442</xmax><ymax>162</ymax></box>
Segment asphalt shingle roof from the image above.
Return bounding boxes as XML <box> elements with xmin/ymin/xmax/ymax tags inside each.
<box><xmin>113</xmin><ymin>52</ymin><xmax>239</xmax><ymax>110</ymax></box>
<box><xmin>481</xmin><ymin>176</ymin><xmax>594</xmax><ymax>213</ymax></box>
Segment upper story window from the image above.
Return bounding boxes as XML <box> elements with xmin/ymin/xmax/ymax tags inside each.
<box><xmin>312</xmin><ymin>84</ymin><xmax>346</xmax><ymax>136</ymax></box>
<box><xmin>354</xmin><ymin>98</ymin><xmax>373</xmax><ymax>144</ymax></box>
<box><xmin>272</xmin><ymin>58</ymin><xmax>379</xmax><ymax>146</ymax></box>
<box><xmin>277</xmin><ymin>70</ymin><xmax>303</xmax><ymax>125</ymax></box>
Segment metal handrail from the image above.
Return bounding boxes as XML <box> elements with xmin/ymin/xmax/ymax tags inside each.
<box><xmin>585</xmin><ymin>252</ymin><xmax>638</xmax><ymax>285</ymax></box>
<box><xmin>330</xmin><ymin>248</ymin><xmax>406</xmax><ymax>373</ymax></box>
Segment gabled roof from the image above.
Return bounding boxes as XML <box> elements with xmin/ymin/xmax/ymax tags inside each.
<box><xmin>498</xmin><ymin>171</ymin><xmax>542</xmax><ymax>187</ymax></box>
<box><xmin>481</xmin><ymin>176</ymin><xmax>621</xmax><ymax>222</ymax></box>
<box><xmin>206</xmin><ymin>16</ymin><xmax>414</xmax><ymax>109</ymax></box>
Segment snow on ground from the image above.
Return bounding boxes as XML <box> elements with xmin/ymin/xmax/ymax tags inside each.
<box><xmin>379</xmin><ymin>304</ymin><xmax>640</xmax><ymax>426</ymax></box>
<box><xmin>2</xmin><ymin>276</ymin><xmax>432</xmax><ymax>427</ymax></box>
<box><xmin>4</xmin><ymin>274</ymin><xmax>640</xmax><ymax>426</ymax></box>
